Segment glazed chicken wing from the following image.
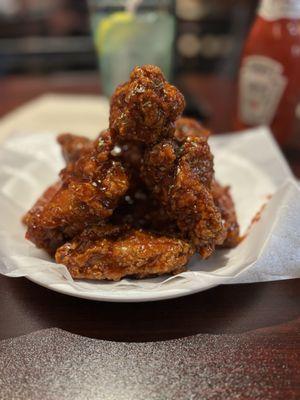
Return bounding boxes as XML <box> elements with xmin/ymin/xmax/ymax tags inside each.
<box><xmin>24</xmin><ymin>130</ymin><xmax>130</xmax><ymax>255</ymax></box>
<box><xmin>55</xmin><ymin>225</ymin><xmax>194</xmax><ymax>281</ymax></box>
<box><xmin>109</xmin><ymin>65</ymin><xmax>185</xmax><ymax>144</ymax></box>
<box><xmin>141</xmin><ymin>135</ymin><xmax>226</xmax><ymax>258</ymax></box>
<box><xmin>174</xmin><ymin>117</ymin><xmax>240</xmax><ymax>248</ymax></box>
<box><xmin>59</xmin><ymin>130</ymin><xmax>129</xmax><ymax>217</ymax></box>
<box><xmin>24</xmin><ymin>184</ymin><xmax>108</xmax><ymax>255</ymax></box>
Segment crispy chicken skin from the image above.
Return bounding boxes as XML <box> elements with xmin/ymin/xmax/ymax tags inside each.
<box><xmin>23</xmin><ymin>181</ymin><xmax>62</xmax><ymax>227</ymax></box>
<box><xmin>23</xmin><ymin>181</ymin><xmax>68</xmax><ymax>254</ymax></box>
<box><xmin>57</xmin><ymin>133</ymin><xmax>92</xmax><ymax>163</ymax></box>
<box><xmin>109</xmin><ymin>65</ymin><xmax>185</xmax><ymax>144</ymax></box>
<box><xmin>175</xmin><ymin>117</ymin><xmax>210</xmax><ymax>141</ymax></box>
<box><xmin>24</xmin><ymin>185</ymin><xmax>106</xmax><ymax>255</ymax></box>
<box><xmin>55</xmin><ymin>225</ymin><xmax>194</xmax><ymax>281</ymax></box>
<box><xmin>141</xmin><ymin>136</ymin><xmax>226</xmax><ymax>258</ymax></box>
<box><xmin>211</xmin><ymin>181</ymin><xmax>240</xmax><ymax>248</ymax></box>
<box><xmin>59</xmin><ymin>130</ymin><xmax>129</xmax><ymax>217</ymax></box>
<box><xmin>57</xmin><ymin>132</ymin><xmax>144</xmax><ymax>172</ymax></box>
<box><xmin>24</xmin><ymin>130</ymin><xmax>129</xmax><ymax>255</ymax></box>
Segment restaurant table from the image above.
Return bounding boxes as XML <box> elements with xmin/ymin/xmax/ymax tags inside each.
<box><xmin>0</xmin><ymin>72</ymin><xmax>299</xmax><ymax>399</ymax></box>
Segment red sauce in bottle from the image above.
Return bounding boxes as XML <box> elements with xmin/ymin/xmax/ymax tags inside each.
<box><xmin>235</xmin><ymin>0</ymin><xmax>300</xmax><ymax>147</ymax></box>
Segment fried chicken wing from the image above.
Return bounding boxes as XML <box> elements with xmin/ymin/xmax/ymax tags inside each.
<box><xmin>58</xmin><ymin>130</ymin><xmax>130</xmax><ymax>217</ymax></box>
<box><xmin>56</xmin><ymin>132</ymin><xmax>149</xmax><ymax>227</ymax></box>
<box><xmin>141</xmin><ymin>136</ymin><xmax>226</xmax><ymax>258</ymax></box>
<box><xmin>57</xmin><ymin>133</ymin><xmax>92</xmax><ymax>163</ymax></box>
<box><xmin>173</xmin><ymin>117</ymin><xmax>240</xmax><ymax>248</ymax></box>
<box><xmin>55</xmin><ymin>225</ymin><xmax>194</xmax><ymax>281</ymax></box>
<box><xmin>24</xmin><ymin>184</ymin><xmax>107</xmax><ymax>255</ymax></box>
<box><xmin>24</xmin><ymin>130</ymin><xmax>130</xmax><ymax>254</ymax></box>
<box><xmin>212</xmin><ymin>181</ymin><xmax>240</xmax><ymax>248</ymax></box>
<box><xmin>109</xmin><ymin>65</ymin><xmax>185</xmax><ymax>144</ymax></box>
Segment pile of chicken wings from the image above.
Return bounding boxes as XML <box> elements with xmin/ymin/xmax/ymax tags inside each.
<box><xmin>23</xmin><ymin>65</ymin><xmax>239</xmax><ymax>281</ymax></box>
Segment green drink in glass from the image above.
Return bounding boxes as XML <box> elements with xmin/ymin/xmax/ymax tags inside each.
<box><xmin>88</xmin><ymin>0</ymin><xmax>175</xmax><ymax>97</ymax></box>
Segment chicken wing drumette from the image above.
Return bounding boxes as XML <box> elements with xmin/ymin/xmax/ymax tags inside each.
<box><xmin>109</xmin><ymin>65</ymin><xmax>185</xmax><ymax>144</ymax></box>
<box><xmin>141</xmin><ymin>135</ymin><xmax>226</xmax><ymax>258</ymax></box>
<box><xmin>24</xmin><ymin>130</ymin><xmax>130</xmax><ymax>255</ymax></box>
<box><xmin>174</xmin><ymin>117</ymin><xmax>240</xmax><ymax>248</ymax></box>
<box><xmin>55</xmin><ymin>225</ymin><xmax>194</xmax><ymax>281</ymax></box>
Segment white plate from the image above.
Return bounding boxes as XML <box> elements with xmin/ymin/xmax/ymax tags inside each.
<box><xmin>26</xmin><ymin>274</ymin><xmax>220</xmax><ymax>302</ymax></box>
<box><xmin>0</xmin><ymin>127</ymin><xmax>296</xmax><ymax>302</ymax></box>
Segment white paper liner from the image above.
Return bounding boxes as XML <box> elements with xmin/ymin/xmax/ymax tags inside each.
<box><xmin>0</xmin><ymin>126</ymin><xmax>299</xmax><ymax>296</ymax></box>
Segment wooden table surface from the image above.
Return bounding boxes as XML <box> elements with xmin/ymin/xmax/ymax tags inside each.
<box><xmin>0</xmin><ymin>72</ymin><xmax>299</xmax><ymax>399</ymax></box>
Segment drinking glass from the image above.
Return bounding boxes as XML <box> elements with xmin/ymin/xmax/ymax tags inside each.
<box><xmin>88</xmin><ymin>0</ymin><xmax>175</xmax><ymax>97</ymax></box>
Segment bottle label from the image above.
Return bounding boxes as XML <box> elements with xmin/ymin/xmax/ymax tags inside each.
<box><xmin>238</xmin><ymin>55</ymin><xmax>288</xmax><ymax>126</ymax></box>
<box><xmin>259</xmin><ymin>0</ymin><xmax>300</xmax><ymax>20</ymax></box>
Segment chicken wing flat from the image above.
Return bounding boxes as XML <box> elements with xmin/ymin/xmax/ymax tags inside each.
<box><xmin>57</xmin><ymin>133</ymin><xmax>92</xmax><ymax>163</ymax></box>
<box><xmin>24</xmin><ymin>130</ymin><xmax>130</xmax><ymax>254</ymax></box>
<box><xmin>141</xmin><ymin>135</ymin><xmax>226</xmax><ymax>258</ymax></box>
<box><xmin>109</xmin><ymin>65</ymin><xmax>185</xmax><ymax>144</ymax></box>
<box><xmin>212</xmin><ymin>181</ymin><xmax>240</xmax><ymax>248</ymax></box>
<box><xmin>24</xmin><ymin>184</ymin><xmax>106</xmax><ymax>255</ymax></box>
<box><xmin>55</xmin><ymin>225</ymin><xmax>195</xmax><ymax>281</ymax></box>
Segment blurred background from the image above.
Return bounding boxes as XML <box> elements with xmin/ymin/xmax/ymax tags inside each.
<box><xmin>0</xmin><ymin>0</ymin><xmax>299</xmax><ymax>179</ymax></box>
<box><xmin>5</xmin><ymin>0</ymin><xmax>299</xmax><ymax>165</ymax></box>
<box><xmin>0</xmin><ymin>0</ymin><xmax>257</xmax><ymax>76</ymax></box>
